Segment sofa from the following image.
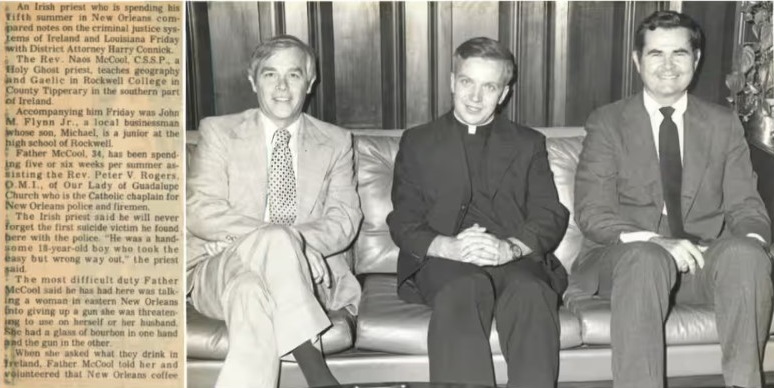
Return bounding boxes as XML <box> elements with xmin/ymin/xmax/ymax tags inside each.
<box><xmin>185</xmin><ymin>127</ymin><xmax>774</xmax><ymax>388</ymax></box>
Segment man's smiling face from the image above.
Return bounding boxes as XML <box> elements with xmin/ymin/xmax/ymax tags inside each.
<box><xmin>450</xmin><ymin>57</ymin><xmax>510</xmax><ymax>126</ymax></box>
<box><xmin>250</xmin><ymin>47</ymin><xmax>314</xmax><ymax>127</ymax></box>
<box><xmin>633</xmin><ymin>27</ymin><xmax>700</xmax><ymax>105</ymax></box>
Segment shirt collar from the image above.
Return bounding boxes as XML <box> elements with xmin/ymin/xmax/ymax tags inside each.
<box><xmin>258</xmin><ymin>111</ymin><xmax>301</xmax><ymax>143</ymax></box>
<box><xmin>642</xmin><ymin>91</ymin><xmax>688</xmax><ymax>118</ymax></box>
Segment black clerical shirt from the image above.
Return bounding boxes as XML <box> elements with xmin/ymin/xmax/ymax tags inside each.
<box><xmin>457</xmin><ymin>119</ymin><xmax>507</xmax><ymax>239</ymax></box>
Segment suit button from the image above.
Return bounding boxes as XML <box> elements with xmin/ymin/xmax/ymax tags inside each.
<box><xmin>461</xmin><ymin>205</ymin><xmax>467</xmax><ymax>210</ymax></box>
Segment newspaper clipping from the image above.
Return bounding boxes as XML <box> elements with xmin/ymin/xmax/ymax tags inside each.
<box><xmin>2</xmin><ymin>2</ymin><xmax>185</xmax><ymax>387</ymax></box>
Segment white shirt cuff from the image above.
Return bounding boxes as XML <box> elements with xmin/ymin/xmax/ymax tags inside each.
<box><xmin>747</xmin><ymin>233</ymin><xmax>766</xmax><ymax>245</ymax></box>
<box><xmin>621</xmin><ymin>232</ymin><xmax>766</xmax><ymax>246</ymax></box>
<box><xmin>620</xmin><ymin>231</ymin><xmax>660</xmax><ymax>243</ymax></box>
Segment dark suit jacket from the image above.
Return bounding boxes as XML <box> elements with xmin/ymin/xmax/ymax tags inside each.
<box><xmin>387</xmin><ymin>112</ymin><xmax>570</xmax><ymax>303</ymax></box>
<box><xmin>574</xmin><ymin>93</ymin><xmax>771</xmax><ymax>265</ymax></box>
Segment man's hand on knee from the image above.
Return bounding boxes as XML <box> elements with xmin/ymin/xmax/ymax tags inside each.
<box><xmin>204</xmin><ymin>235</ymin><xmax>238</xmax><ymax>256</ymax></box>
<box><xmin>305</xmin><ymin>246</ymin><xmax>330</xmax><ymax>288</ymax></box>
<box><xmin>649</xmin><ymin>236</ymin><xmax>705</xmax><ymax>274</ymax></box>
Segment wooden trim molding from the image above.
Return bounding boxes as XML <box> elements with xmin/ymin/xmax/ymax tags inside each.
<box><xmin>500</xmin><ymin>1</ymin><xmax>550</xmax><ymax>126</ymax></box>
<box><xmin>620</xmin><ymin>2</ymin><xmax>637</xmax><ymax>98</ymax></box>
<box><xmin>428</xmin><ymin>2</ymin><xmax>438</xmax><ymax>119</ymax></box>
<box><xmin>274</xmin><ymin>2</ymin><xmax>286</xmax><ymax>35</ymax></box>
<box><xmin>550</xmin><ymin>1</ymin><xmax>569</xmax><ymax>126</ymax></box>
<box><xmin>405</xmin><ymin>2</ymin><xmax>431</xmax><ymax>128</ymax></box>
<box><xmin>431</xmin><ymin>2</ymin><xmax>453</xmax><ymax>119</ymax></box>
<box><xmin>185</xmin><ymin>2</ymin><xmax>215</xmax><ymax>130</ymax></box>
<box><xmin>499</xmin><ymin>1</ymin><xmax>519</xmax><ymax>123</ymax></box>
<box><xmin>258</xmin><ymin>2</ymin><xmax>284</xmax><ymax>40</ymax></box>
<box><xmin>380</xmin><ymin>2</ymin><xmax>406</xmax><ymax>129</ymax></box>
<box><xmin>307</xmin><ymin>2</ymin><xmax>337</xmax><ymax>123</ymax></box>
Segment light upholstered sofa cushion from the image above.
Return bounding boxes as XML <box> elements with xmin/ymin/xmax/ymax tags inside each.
<box><xmin>186</xmin><ymin>303</ymin><xmax>355</xmax><ymax>360</ymax></box>
<box><xmin>566</xmin><ymin>295</ymin><xmax>774</xmax><ymax>346</ymax></box>
<box><xmin>356</xmin><ymin>275</ymin><xmax>583</xmax><ymax>353</ymax></box>
<box><xmin>354</xmin><ymin>133</ymin><xmax>401</xmax><ymax>274</ymax></box>
<box><xmin>545</xmin><ymin>136</ymin><xmax>585</xmax><ymax>272</ymax></box>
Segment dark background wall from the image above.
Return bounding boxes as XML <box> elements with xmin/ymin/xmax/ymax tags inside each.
<box><xmin>185</xmin><ymin>1</ymin><xmax>742</xmax><ymax>131</ymax></box>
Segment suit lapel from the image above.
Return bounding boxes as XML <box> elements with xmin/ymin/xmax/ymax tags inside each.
<box><xmin>487</xmin><ymin>118</ymin><xmax>519</xmax><ymax>198</ymax></box>
<box><xmin>681</xmin><ymin>97</ymin><xmax>709</xmax><ymax>219</ymax></box>
<box><xmin>297</xmin><ymin>115</ymin><xmax>333</xmax><ymax>220</ymax></box>
<box><xmin>622</xmin><ymin>94</ymin><xmax>663</xmax><ymax>209</ymax></box>
<box><xmin>233</xmin><ymin>109</ymin><xmax>268</xmax><ymax>218</ymax></box>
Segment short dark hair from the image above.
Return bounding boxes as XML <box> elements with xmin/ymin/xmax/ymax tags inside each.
<box><xmin>452</xmin><ymin>37</ymin><xmax>516</xmax><ymax>85</ymax></box>
<box><xmin>247</xmin><ymin>35</ymin><xmax>317</xmax><ymax>82</ymax></box>
<box><xmin>634</xmin><ymin>10</ymin><xmax>703</xmax><ymax>56</ymax></box>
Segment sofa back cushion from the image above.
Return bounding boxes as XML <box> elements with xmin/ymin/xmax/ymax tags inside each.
<box><xmin>545</xmin><ymin>135</ymin><xmax>585</xmax><ymax>272</ymax></box>
<box><xmin>354</xmin><ymin>132</ymin><xmax>403</xmax><ymax>274</ymax></box>
<box><xmin>353</xmin><ymin>128</ymin><xmax>586</xmax><ymax>275</ymax></box>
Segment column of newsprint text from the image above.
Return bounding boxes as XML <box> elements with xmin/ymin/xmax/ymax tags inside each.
<box><xmin>2</xmin><ymin>2</ymin><xmax>184</xmax><ymax>387</ymax></box>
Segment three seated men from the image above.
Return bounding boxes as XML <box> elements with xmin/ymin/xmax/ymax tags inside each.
<box><xmin>187</xmin><ymin>10</ymin><xmax>772</xmax><ymax>388</ymax></box>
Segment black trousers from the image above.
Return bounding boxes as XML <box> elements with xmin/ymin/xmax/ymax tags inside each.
<box><xmin>414</xmin><ymin>256</ymin><xmax>561</xmax><ymax>388</ymax></box>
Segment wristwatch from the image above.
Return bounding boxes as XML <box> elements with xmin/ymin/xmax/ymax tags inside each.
<box><xmin>506</xmin><ymin>238</ymin><xmax>522</xmax><ymax>261</ymax></box>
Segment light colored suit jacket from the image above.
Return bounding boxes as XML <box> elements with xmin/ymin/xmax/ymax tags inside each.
<box><xmin>186</xmin><ymin>109</ymin><xmax>363</xmax><ymax>313</ymax></box>
<box><xmin>574</xmin><ymin>93</ymin><xmax>771</xmax><ymax>263</ymax></box>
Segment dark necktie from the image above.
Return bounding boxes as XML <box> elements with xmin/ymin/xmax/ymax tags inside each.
<box><xmin>269</xmin><ymin>128</ymin><xmax>297</xmax><ymax>225</ymax></box>
<box><xmin>659</xmin><ymin>107</ymin><xmax>695</xmax><ymax>241</ymax></box>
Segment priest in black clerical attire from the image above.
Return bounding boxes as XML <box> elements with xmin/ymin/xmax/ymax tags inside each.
<box><xmin>387</xmin><ymin>37</ymin><xmax>569</xmax><ymax>388</ymax></box>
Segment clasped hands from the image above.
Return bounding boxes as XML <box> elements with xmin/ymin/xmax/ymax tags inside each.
<box><xmin>433</xmin><ymin>224</ymin><xmax>523</xmax><ymax>267</ymax></box>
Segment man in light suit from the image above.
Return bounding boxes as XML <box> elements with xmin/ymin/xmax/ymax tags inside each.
<box><xmin>571</xmin><ymin>11</ymin><xmax>772</xmax><ymax>388</ymax></box>
<box><xmin>186</xmin><ymin>35</ymin><xmax>362</xmax><ymax>388</ymax></box>
<box><xmin>388</xmin><ymin>37</ymin><xmax>568</xmax><ymax>387</ymax></box>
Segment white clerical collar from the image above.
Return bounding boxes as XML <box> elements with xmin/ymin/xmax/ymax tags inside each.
<box><xmin>642</xmin><ymin>91</ymin><xmax>688</xmax><ymax>118</ymax></box>
<box><xmin>453</xmin><ymin>112</ymin><xmax>494</xmax><ymax>135</ymax></box>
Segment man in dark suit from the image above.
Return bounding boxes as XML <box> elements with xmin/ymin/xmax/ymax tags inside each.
<box><xmin>387</xmin><ymin>37</ymin><xmax>569</xmax><ymax>387</ymax></box>
<box><xmin>571</xmin><ymin>11</ymin><xmax>772</xmax><ymax>388</ymax></box>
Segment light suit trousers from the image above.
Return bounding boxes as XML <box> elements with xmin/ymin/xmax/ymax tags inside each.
<box><xmin>190</xmin><ymin>225</ymin><xmax>331</xmax><ymax>388</ymax></box>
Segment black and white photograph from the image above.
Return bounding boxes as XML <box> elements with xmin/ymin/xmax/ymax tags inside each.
<box><xmin>183</xmin><ymin>1</ymin><xmax>774</xmax><ymax>388</ymax></box>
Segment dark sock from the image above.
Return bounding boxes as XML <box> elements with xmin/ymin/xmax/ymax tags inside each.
<box><xmin>291</xmin><ymin>340</ymin><xmax>338</xmax><ymax>387</ymax></box>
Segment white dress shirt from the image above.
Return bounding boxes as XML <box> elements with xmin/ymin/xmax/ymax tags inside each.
<box><xmin>645</xmin><ymin>90</ymin><xmax>687</xmax><ymax>162</ymax></box>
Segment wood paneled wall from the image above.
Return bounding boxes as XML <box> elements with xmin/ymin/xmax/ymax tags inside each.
<box><xmin>332</xmin><ymin>3</ymin><xmax>383</xmax><ymax>128</ymax></box>
<box><xmin>683</xmin><ymin>1</ymin><xmax>739</xmax><ymax>107</ymax></box>
<box><xmin>186</xmin><ymin>1</ymin><xmax>741</xmax><ymax>130</ymax></box>
<box><xmin>499</xmin><ymin>2</ymin><xmax>550</xmax><ymax>126</ymax></box>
